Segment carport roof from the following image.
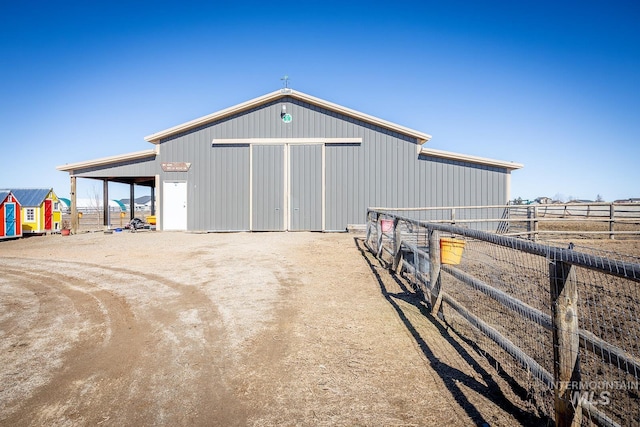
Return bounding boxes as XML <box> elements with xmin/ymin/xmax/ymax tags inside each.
<box><xmin>420</xmin><ymin>148</ymin><xmax>524</xmax><ymax>171</ymax></box>
<box><xmin>56</xmin><ymin>149</ymin><xmax>157</xmax><ymax>172</ymax></box>
<box><xmin>143</xmin><ymin>89</ymin><xmax>433</xmax><ymax>144</ymax></box>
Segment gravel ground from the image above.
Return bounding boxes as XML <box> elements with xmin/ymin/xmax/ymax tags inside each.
<box><xmin>0</xmin><ymin>231</ymin><xmax>543</xmax><ymax>426</ymax></box>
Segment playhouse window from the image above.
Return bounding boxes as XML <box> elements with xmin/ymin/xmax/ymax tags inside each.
<box><xmin>54</xmin><ymin>202</ymin><xmax>59</xmax><ymax>211</ymax></box>
<box><xmin>26</xmin><ymin>208</ymin><xmax>35</xmax><ymax>222</ymax></box>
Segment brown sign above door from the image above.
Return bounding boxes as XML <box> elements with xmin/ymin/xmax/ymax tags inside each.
<box><xmin>161</xmin><ymin>162</ymin><xmax>191</xmax><ymax>172</ymax></box>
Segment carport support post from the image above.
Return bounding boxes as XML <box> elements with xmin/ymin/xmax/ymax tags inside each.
<box><xmin>150</xmin><ymin>185</ymin><xmax>156</xmax><ymax>215</ymax></box>
<box><xmin>130</xmin><ymin>184</ymin><xmax>135</xmax><ymax>220</ymax></box>
<box><xmin>70</xmin><ymin>176</ymin><xmax>78</xmax><ymax>234</ymax></box>
<box><xmin>103</xmin><ymin>179</ymin><xmax>109</xmax><ymax>230</ymax></box>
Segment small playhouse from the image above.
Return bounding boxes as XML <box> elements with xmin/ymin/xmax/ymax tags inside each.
<box><xmin>0</xmin><ymin>190</ymin><xmax>22</xmax><ymax>240</ymax></box>
<box><xmin>6</xmin><ymin>188</ymin><xmax>62</xmax><ymax>234</ymax></box>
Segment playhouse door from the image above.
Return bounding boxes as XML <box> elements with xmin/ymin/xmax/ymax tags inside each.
<box><xmin>44</xmin><ymin>200</ymin><xmax>52</xmax><ymax>230</ymax></box>
<box><xmin>5</xmin><ymin>203</ymin><xmax>16</xmax><ymax>236</ymax></box>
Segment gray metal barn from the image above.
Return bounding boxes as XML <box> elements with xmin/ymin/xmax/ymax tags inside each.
<box><xmin>57</xmin><ymin>89</ymin><xmax>523</xmax><ymax>232</ymax></box>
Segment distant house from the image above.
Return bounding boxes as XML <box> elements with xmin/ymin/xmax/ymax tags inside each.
<box><xmin>0</xmin><ymin>190</ymin><xmax>22</xmax><ymax>239</ymax></box>
<box><xmin>535</xmin><ymin>196</ymin><xmax>553</xmax><ymax>204</ymax></box>
<box><xmin>120</xmin><ymin>196</ymin><xmax>152</xmax><ymax>211</ymax></box>
<box><xmin>5</xmin><ymin>188</ymin><xmax>62</xmax><ymax>234</ymax></box>
<box><xmin>568</xmin><ymin>199</ymin><xmax>594</xmax><ymax>204</ymax></box>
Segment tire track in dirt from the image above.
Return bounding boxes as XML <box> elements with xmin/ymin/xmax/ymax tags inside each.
<box><xmin>0</xmin><ymin>257</ymin><xmax>247</xmax><ymax>426</ymax></box>
<box><xmin>0</xmin><ymin>275</ymin><xmax>41</xmax><ymax>339</ymax></box>
<box><xmin>0</xmin><ymin>264</ymin><xmax>142</xmax><ymax>425</ymax></box>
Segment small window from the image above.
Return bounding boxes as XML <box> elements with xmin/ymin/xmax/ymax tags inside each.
<box><xmin>54</xmin><ymin>202</ymin><xmax>60</xmax><ymax>211</ymax></box>
<box><xmin>26</xmin><ymin>208</ymin><xmax>35</xmax><ymax>222</ymax></box>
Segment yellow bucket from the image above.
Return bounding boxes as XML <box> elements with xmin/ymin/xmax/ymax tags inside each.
<box><xmin>440</xmin><ymin>237</ymin><xmax>466</xmax><ymax>265</ymax></box>
<box><xmin>146</xmin><ymin>215</ymin><xmax>156</xmax><ymax>225</ymax></box>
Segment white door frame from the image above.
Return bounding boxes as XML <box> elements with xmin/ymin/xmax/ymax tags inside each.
<box><xmin>162</xmin><ymin>181</ymin><xmax>187</xmax><ymax>231</ymax></box>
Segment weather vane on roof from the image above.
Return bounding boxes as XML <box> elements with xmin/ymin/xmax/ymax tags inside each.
<box><xmin>281</xmin><ymin>75</ymin><xmax>290</xmax><ymax>90</ymax></box>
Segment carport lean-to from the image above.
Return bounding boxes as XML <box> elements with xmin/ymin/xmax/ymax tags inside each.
<box><xmin>57</xmin><ymin>150</ymin><xmax>158</xmax><ymax>232</ymax></box>
<box><xmin>57</xmin><ymin>88</ymin><xmax>522</xmax><ymax>233</ymax></box>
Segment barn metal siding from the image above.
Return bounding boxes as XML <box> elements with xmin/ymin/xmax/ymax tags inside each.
<box><xmin>413</xmin><ymin>155</ymin><xmax>508</xmax><ymax>227</ymax></box>
<box><xmin>156</xmin><ymin>96</ymin><xmax>511</xmax><ymax>231</ymax></box>
<box><xmin>207</xmin><ymin>145</ymin><xmax>250</xmax><ymax>231</ymax></box>
<box><xmin>252</xmin><ymin>145</ymin><xmax>284</xmax><ymax>231</ymax></box>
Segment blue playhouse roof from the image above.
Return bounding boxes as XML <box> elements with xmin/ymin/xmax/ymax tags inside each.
<box><xmin>3</xmin><ymin>188</ymin><xmax>52</xmax><ymax>207</ymax></box>
<box><xmin>0</xmin><ymin>191</ymin><xmax>10</xmax><ymax>203</ymax></box>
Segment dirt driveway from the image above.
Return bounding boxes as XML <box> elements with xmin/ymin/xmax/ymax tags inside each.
<box><xmin>0</xmin><ymin>231</ymin><xmax>543</xmax><ymax>426</ymax></box>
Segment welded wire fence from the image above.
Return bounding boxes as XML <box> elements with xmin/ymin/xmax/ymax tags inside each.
<box><xmin>365</xmin><ymin>209</ymin><xmax>640</xmax><ymax>427</ymax></box>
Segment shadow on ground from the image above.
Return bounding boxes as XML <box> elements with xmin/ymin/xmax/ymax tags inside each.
<box><xmin>353</xmin><ymin>237</ymin><xmax>553</xmax><ymax>427</ymax></box>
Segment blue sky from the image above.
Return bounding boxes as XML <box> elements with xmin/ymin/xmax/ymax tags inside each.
<box><xmin>1</xmin><ymin>0</ymin><xmax>638</xmax><ymax>202</ymax></box>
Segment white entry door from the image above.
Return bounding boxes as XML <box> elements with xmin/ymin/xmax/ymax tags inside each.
<box><xmin>163</xmin><ymin>181</ymin><xmax>187</xmax><ymax>230</ymax></box>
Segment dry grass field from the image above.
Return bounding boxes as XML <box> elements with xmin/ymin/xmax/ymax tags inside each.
<box><xmin>0</xmin><ymin>231</ymin><xmax>549</xmax><ymax>426</ymax></box>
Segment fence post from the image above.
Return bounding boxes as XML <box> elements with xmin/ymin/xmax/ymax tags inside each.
<box><xmin>527</xmin><ymin>206</ymin><xmax>539</xmax><ymax>241</ymax></box>
<box><xmin>376</xmin><ymin>215</ymin><xmax>384</xmax><ymax>258</ymax></box>
<box><xmin>451</xmin><ymin>208</ymin><xmax>456</xmax><ymax>225</ymax></box>
<box><xmin>391</xmin><ymin>217</ymin><xmax>403</xmax><ymax>273</ymax></box>
<box><xmin>550</xmin><ymin>260</ymin><xmax>582</xmax><ymax>427</ymax></box>
<box><xmin>609</xmin><ymin>204</ymin><xmax>615</xmax><ymax>240</ymax></box>
<box><xmin>365</xmin><ymin>210</ymin><xmax>372</xmax><ymax>244</ymax></box>
<box><xmin>429</xmin><ymin>229</ymin><xmax>443</xmax><ymax>317</ymax></box>
<box><xmin>533</xmin><ymin>206</ymin><xmax>539</xmax><ymax>241</ymax></box>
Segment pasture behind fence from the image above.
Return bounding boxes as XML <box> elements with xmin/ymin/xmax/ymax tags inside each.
<box><xmin>365</xmin><ymin>209</ymin><xmax>640</xmax><ymax>427</ymax></box>
<box><xmin>373</xmin><ymin>202</ymin><xmax>640</xmax><ymax>240</ymax></box>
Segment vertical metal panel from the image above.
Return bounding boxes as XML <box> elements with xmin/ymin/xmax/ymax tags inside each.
<box><xmin>290</xmin><ymin>145</ymin><xmax>322</xmax><ymax>231</ymax></box>
<box><xmin>325</xmin><ymin>144</ymin><xmax>359</xmax><ymax>231</ymax></box>
<box><xmin>252</xmin><ymin>145</ymin><xmax>284</xmax><ymax>230</ymax></box>
<box><xmin>208</xmin><ymin>145</ymin><xmax>250</xmax><ymax>231</ymax></box>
